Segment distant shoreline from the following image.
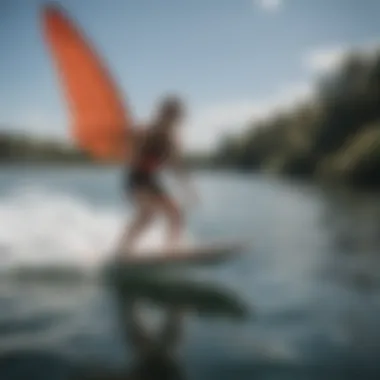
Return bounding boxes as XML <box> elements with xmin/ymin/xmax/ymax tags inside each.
<box><xmin>3</xmin><ymin>47</ymin><xmax>380</xmax><ymax>190</ymax></box>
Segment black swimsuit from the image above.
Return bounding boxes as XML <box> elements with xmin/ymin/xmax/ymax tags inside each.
<box><xmin>125</xmin><ymin>130</ymin><xmax>170</xmax><ymax>197</ymax></box>
<box><xmin>127</xmin><ymin>170</ymin><xmax>164</xmax><ymax>196</ymax></box>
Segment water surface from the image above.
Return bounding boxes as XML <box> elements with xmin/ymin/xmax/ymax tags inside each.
<box><xmin>1</xmin><ymin>166</ymin><xmax>380</xmax><ymax>379</ymax></box>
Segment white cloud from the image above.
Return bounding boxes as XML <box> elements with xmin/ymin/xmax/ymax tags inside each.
<box><xmin>254</xmin><ymin>0</ymin><xmax>283</xmax><ymax>12</ymax></box>
<box><xmin>184</xmin><ymin>102</ymin><xmax>261</xmax><ymax>152</ymax></box>
<box><xmin>184</xmin><ymin>81</ymin><xmax>314</xmax><ymax>152</ymax></box>
<box><xmin>303</xmin><ymin>41</ymin><xmax>380</xmax><ymax>75</ymax></box>
<box><xmin>303</xmin><ymin>46</ymin><xmax>347</xmax><ymax>75</ymax></box>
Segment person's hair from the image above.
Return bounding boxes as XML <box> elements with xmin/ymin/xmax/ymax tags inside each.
<box><xmin>158</xmin><ymin>95</ymin><xmax>184</xmax><ymax>119</ymax></box>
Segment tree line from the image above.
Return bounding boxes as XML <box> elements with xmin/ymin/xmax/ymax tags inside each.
<box><xmin>0</xmin><ymin>132</ymin><xmax>91</xmax><ymax>163</ymax></box>
<box><xmin>210</xmin><ymin>49</ymin><xmax>380</xmax><ymax>188</ymax></box>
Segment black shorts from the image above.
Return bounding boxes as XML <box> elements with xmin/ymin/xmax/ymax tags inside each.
<box><xmin>125</xmin><ymin>170</ymin><xmax>165</xmax><ymax>197</ymax></box>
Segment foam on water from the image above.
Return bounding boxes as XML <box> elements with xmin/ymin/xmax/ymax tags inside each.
<box><xmin>0</xmin><ymin>186</ymin><xmax>194</xmax><ymax>277</ymax></box>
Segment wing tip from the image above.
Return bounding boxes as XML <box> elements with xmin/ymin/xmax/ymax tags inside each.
<box><xmin>41</xmin><ymin>2</ymin><xmax>71</xmax><ymax>25</ymax></box>
<box><xmin>41</xmin><ymin>2</ymin><xmax>79</xmax><ymax>39</ymax></box>
<box><xmin>42</xmin><ymin>2</ymin><xmax>59</xmax><ymax>16</ymax></box>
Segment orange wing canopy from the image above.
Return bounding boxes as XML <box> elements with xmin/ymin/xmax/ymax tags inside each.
<box><xmin>42</xmin><ymin>4</ymin><xmax>133</xmax><ymax>161</ymax></box>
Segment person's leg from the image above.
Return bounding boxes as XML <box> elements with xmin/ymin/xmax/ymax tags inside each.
<box><xmin>117</xmin><ymin>190</ymin><xmax>157</xmax><ymax>255</ymax></box>
<box><xmin>158</xmin><ymin>195</ymin><xmax>184</xmax><ymax>251</ymax></box>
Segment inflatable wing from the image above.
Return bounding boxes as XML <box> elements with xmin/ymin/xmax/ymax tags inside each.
<box><xmin>42</xmin><ymin>4</ymin><xmax>133</xmax><ymax>161</ymax></box>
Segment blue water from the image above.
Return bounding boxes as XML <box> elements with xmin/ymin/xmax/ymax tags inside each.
<box><xmin>1</xmin><ymin>166</ymin><xmax>380</xmax><ymax>379</ymax></box>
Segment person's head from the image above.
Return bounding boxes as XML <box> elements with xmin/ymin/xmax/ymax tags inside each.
<box><xmin>155</xmin><ymin>95</ymin><xmax>185</xmax><ymax>129</ymax></box>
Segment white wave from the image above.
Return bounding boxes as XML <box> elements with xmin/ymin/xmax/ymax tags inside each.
<box><xmin>0</xmin><ymin>186</ymin><xmax>194</xmax><ymax>276</ymax></box>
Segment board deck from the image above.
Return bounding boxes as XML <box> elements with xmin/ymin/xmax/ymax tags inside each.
<box><xmin>112</xmin><ymin>239</ymin><xmax>247</xmax><ymax>269</ymax></box>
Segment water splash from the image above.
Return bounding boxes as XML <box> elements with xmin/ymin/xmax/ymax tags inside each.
<box><xmin>0</xmin><ymin>186</ymin><xmax>194</xmax><ymax>278</ymax></box>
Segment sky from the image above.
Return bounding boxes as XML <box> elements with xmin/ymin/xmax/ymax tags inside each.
<box><xmin>1</xmin><ymin>0</ymin><xmax>380</xmax><ymax>152</ymax></box>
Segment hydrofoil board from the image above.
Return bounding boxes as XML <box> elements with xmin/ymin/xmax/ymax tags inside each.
<box><xmin>111</xmin><ymin>239</ymin><xmax>247</xmax><ymax>270</ymax></box>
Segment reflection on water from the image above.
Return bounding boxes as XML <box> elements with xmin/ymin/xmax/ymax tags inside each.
<box><xmin>315</xmin><ymin>188</ymin><xmax>380</xmax><ymax>368</ymax></box>
<box><xmin>82</xmin><ymin>298</ymin><xmax>186</xmax><ymax>380</ymax></box>
<box><xmin>322</xmin><ymin>188</ymin><xmax>380</xmax><ymax>290</ymax></box>
<box><xmin>78</xmin><ymin>274</ymin><xmax>249</xmax><ymax>379</ymax></box>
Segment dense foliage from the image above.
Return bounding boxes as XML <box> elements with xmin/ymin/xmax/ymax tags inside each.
<box><xmin>211</xmin><ymin>50</ymin><xmax>380</xmax><ymax>187</ymax></box>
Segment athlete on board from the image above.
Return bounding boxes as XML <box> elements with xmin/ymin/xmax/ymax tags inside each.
<box><xmin>117</xmin><ymin>95</ymin><xmax>198</xmax><ymax>254</ymax></box>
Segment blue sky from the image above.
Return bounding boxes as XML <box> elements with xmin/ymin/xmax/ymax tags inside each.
<box><xmin>1</xmin><ymin>0</ymin><xmax>380</xmax><ymax>151</ymax></box>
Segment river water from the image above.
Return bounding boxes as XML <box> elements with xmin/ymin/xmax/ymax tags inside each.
<box><xmin>0</xmin><ymin>166</ymin><xmax>380</xmax><ymax>379</ymax></box>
